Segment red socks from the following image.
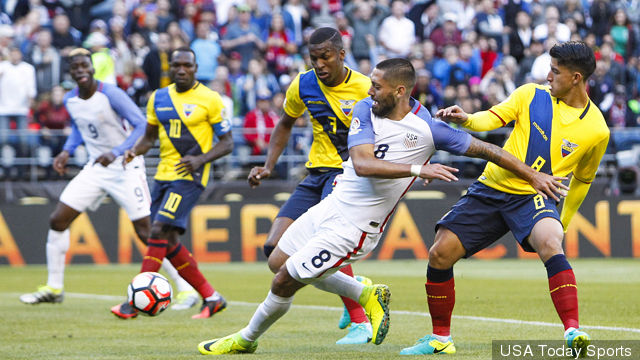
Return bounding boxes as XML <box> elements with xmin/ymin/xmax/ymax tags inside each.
<box><xmin>425</xmin><ymin>278</ymin><xmax>455</xmax><ymax>336</ymax></box>
<box><xmin>140</xmin><ymin>238</ymin><xmax>167</xmax><ymax>272</ymax></box>
<box><xmin>548</xmin><ymin>269</ymin><xmax>579</xmax><ymax>330</ymax></box>
<box><xmin>339</xmin><ymin>265</ymin><xmax>368</xmax><ymax>323</ymax></box>
<box><xmin>166</xmin><ymin>242</ymin><xmax>214</xmax><ymax>299</ymax></box>
<box><xmin>545</xmin><ymin>254</ymin><xmax>579</xmax><ymax>330</ymax></box>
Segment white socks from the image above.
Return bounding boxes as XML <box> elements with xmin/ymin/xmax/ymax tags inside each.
<box><xmin>161</xmin><ymin>258</ymin><xmax>194</xmax><ymax>293</ymax></box>
<box><xmin>313</xmin><ymin>271</ymin><xmax>365</xmax><ymax>302</ymax></box>
<box><xmin>46</xmin><ymin>229</ymin><xmax>70</xmax><ymax>290</ymax></box>
<box><xmin>240</xmin><ymin>291</ymin><xmax>294</xmax><ymax>342</ymax></box>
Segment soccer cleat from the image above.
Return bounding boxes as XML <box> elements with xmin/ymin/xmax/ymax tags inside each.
<box><xmin>399</xmin><ymin>334</ymin><xmax>456</xmax><ymax>355</ymax></box>
<box><xmin>111</xmin><ymin>301</ymin><xmax>138</xmax><ymax>319</ymax></box>
<box><xmin>198</xmin><ymin>332</ymin><xmax>258</xmax><ymax>355</ymax></box>
<box><xmin>362</xmin><ymin>284</ymin><xmax>391</xmax><ymax>345</ymax></box>
<box><xmin>171</xmin><ymin>290</ymin><xmax>199</xmax><ymax>311</ymax></box>
<box><xmin>565</xmin><ymin>328</ymin><xmax>590</xmax><ymax>358</ymax></box>
<box><xmin>338</xmin><ymin>275</ymin><xmax>373</xmax><ymax>329</ymax></box>
<box><xmin>19</xmin><ymin>285</ymin><xmax>64</xmax><ymax>304</ymax></box>
<box><xmin>192</xmin><ymin>295</ymin><xmax>227</xmax><ymax>319</ymax></box>
<box><xmin>336</xmin><ymin>322</ymin><xmax>373</xmax><ymax>345</ymax></box>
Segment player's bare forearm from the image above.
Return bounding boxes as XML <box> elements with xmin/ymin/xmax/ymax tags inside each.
<box><xmin>202</xmin><ymin>131</ymin><xmax>234</xmax><ymax>163</ymax></box>
<box><xmin>350</xmin><ymin>144</ymin><xmax>458</xmax><ymax>182</ymax></box>
<box><xmin>263</xmin><ymin>113</ymin><xmax>296</xmax><ymax>171</ymax></box>
<box><xmin>464</xmin><ymin>137</ymin><xmax>568</xmax><ymax>200</ymax></box>
<box><xmin>132</xmin><ymin>123</ymin><xmax>159</xmax><ymax>156</ymax></box>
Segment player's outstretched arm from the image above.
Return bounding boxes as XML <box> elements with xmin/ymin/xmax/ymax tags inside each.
<box><xmin>349</xmin><ymin>143</ymin><xmax>459</xmax><ymax>182</ymax></box>
<box><xmin>464</xmin><ymin>137</ymin><xmax>569</xmax><ymax>201</ymax></box>
<box><xmin>123</xmin><ymin>123</ymin><xmax>159</xmax><ymax>166</ymax></box>
<box><xmin>248</xmin><ymin>112</ymin><xmax>297</xmax><ymax>188</ymax></box>
<box><xmin>435</xmin><ymin>105</ymin><xmax>468</xmax><ymax>125</ymax></box>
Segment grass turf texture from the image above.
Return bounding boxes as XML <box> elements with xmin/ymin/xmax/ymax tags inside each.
<box><xmin>2</xmin><ymin>259</ymin><xmax>639</xmax><ymax>359</ymax></box>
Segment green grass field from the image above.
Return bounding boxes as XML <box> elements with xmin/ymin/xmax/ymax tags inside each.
<box><xmin>1</xmin><ymin>259</ymin><xmax>639</xmax><ymax>359</ymax></box>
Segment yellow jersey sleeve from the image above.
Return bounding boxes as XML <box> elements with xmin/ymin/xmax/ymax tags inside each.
<box><xmin>147</xmin><ymin>90</ymin><xmax>158</xmax><ymax>126</ymax></box>
<box><xmin>464</xmin><ymin>84</ymin><xmax>537</xmax><ymax>131</ymax></box>
<box><xmin>208</xmin><ymin>91</ymin><xmax>224</xmax><ymax>125</ymax></box>
<box><xmin>572</xmin><ymin>133</ymin><xmax>609</xmax><ymax>183</ymax></box>
<box><xmin>283</xmin><ymin>73</ymin><xmax>305</xmax><ymax>118</ymax></box>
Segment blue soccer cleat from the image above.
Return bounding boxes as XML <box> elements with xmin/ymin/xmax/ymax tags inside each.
<box><xmin>336</xmin><ymin>322</ymin><xmax>373</xmax><ymax>345</ymax></box>
<box><xmin>565</xmin><ymin>328</ymin><xmax>590</xmax><ymax>358</ymax></box>
<box><xmin>400</xmin><ymin>334</ymin><xmax>456</xmax><ymax>355</ymax></box>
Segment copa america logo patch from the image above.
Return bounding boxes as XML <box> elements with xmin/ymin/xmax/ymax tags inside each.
<box><xmin>349</xmin><ymin>117</ymin><xmax>362</xmax><ymax>135</ymax></box>
<box><xmin>404</xmin><ymin>132</ymin><xmax>419</xmax><ymax>148</ymax></box>
<box><xmin>340</xmin><ymin>99</ymin><xmax>356</xmax><ymax>116</ymax></box>
<box><xmin>561</xmin><ymin>138</ymin><xmax>578</xmax><ymax>158</ymax></box>
<box><xmin>183</xmin><ymin>104</ymin><xmax>196</xmax><ymax>117</ymax></box>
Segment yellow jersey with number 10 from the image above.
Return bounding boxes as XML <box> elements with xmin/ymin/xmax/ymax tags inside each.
<box><xmin>147</xmin><ymin>82</ymin><xmax>229</xmax><ymax>188</ymax></box>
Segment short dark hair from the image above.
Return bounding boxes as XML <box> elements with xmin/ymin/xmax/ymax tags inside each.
<box><xmin>170</xmin><ymin>46</ymin><xmax>196</xmax><ymax>61</ymax></box>
<box><xmin>375</xmin><ymin>58</ymin><xmax>416</xmax><ymax>90</ymax></box>
<box><xmin>549</xmin><ymin>41</ymin><xmax>596</xmax><ymax>81</ymax></box>
<box><xmin>309</xmin><ymin>27</ymin><xmax>343</xmax><ymax>50</ymax></box>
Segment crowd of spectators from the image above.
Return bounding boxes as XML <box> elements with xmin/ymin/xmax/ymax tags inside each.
<box><xmin>0</xmin><ymin>0</ymin><xmax>639</xmax><ymax>182</ymax></box>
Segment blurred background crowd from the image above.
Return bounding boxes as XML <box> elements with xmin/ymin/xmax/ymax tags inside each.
<box><xmin>0</xmin><ymin>0</ymin><xmax>639</xmax><ymax>194</ymax></box>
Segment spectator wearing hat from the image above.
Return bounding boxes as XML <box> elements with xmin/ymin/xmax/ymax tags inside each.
<box><xmin>429</xmin><ymin>12</ymin><xmax>462</xmax><ymax>57</ymax></box>
<box><xmin>221</xmin><ymin>3</ymin><xmax>265</xmax><ymax>72</ymax></box>
<box><xmin>83</xmin><ymin>32</ymin><xmax>116</xmax><ymax>84</ymax></box>
<box><xmin>243</xmin><ymin>90</ymin><xmax>278</xmax><ymax>157</ymax></box>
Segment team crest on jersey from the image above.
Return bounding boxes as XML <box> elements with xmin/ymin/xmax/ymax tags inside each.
<box><xmin>340</xmin><ymin>99</ymin><xmax>356</xmax><ymax>116</ymax></box>
<box><xmin>183</xmin><ymin>104</ymin><xmax>196</xmax><ymax>117</ymax></box>
<box><xmin>404</xmin><ymin>132</ymin><xmax>419</xmax><ymax>149</ymax></box>
<box><xmin>561</xmin><ymin>138</ymin><xmax>579</xmax><ymax>157</ymax></box>
<box><xmin>349</xmin><ymin>117</ymin><xmax>362</xmax><ymax>135</ymax></box>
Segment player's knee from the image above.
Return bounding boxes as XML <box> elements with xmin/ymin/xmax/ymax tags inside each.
<box><xmin>49</xmin><ymin>214</ymin><xmax>69</xmax><ymax>232</ymax></box>
<box><xmin>134</xmin><ymin>228</ymin><xmax>149</xmax><ymax>245</ymax></box>
<box><xmin>271</xmin><ymin>267</ymin><xmax>299</xmax><ymax>297</ymax></box>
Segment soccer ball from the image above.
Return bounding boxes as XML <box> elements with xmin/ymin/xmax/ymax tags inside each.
<box><xmin>127</xmin><ymin>272</ymin><xmax>172</xmax><ymax>316</ymax></box>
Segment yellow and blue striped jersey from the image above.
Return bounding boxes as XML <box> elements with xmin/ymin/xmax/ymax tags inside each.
<box><xmin>463</xmin><ymin>83</ymin><xmax>609</xmax><ymax>195</ymax></box>
<box><xmin>147</xmin><ymin>82</ymin><xmax>229</xmax><ymax>187</ymax></box>
<box><xmin>284</xmin><ymin>67</ymin><xmax>371</xmax><ymax>169</ymax></box>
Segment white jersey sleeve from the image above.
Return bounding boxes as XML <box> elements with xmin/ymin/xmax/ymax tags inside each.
<box><xmin>63</xmin><ymin>81</ymin><xmax>145</xmax><ymax>168</ymax></box>
<box><xmin>330</xmin><ymin>97</ymin><xmax>471</xmax><ymax>233</ymax></box>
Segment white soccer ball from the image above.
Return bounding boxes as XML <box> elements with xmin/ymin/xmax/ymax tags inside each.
<box><xmin>127</xmin><ymin>272</ymin><xmax>173</xmax><ymax>316</ymax></box>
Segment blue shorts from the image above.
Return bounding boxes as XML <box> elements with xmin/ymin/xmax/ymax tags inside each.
<box><xmin>150</xmin><ymin>180</ymin><xmax>204</xmax><ymax>233</ymax></box>
<box><xmin>436</xmin><ymin>181</ymin><xmax>561</xmax><ymax>257</ymax></box>
<box><xmin>277</xmin><ymin>168</ymin><xmax>342</xmax><ymax>220</ymax></box>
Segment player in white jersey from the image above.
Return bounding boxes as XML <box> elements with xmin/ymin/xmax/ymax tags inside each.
<box><xmin>197</xmin><ymin>59</ymin><xmax>566</xmax><ymax>355</ymax></box>
<box><xmin>20</xmin><ymin>48</ymin><xmax>198</xmax><ymax>309</ymax></box>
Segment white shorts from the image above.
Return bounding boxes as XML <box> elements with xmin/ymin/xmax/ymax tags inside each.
<box><xmin>59</xmin><ymin>161</ymin><xmax>151</xmax><ymax>221</ymax></box>
<box><xmin>281</xmin><ymin>197</ymin><xmax>381</xmax><ymax>283</ymax></box>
